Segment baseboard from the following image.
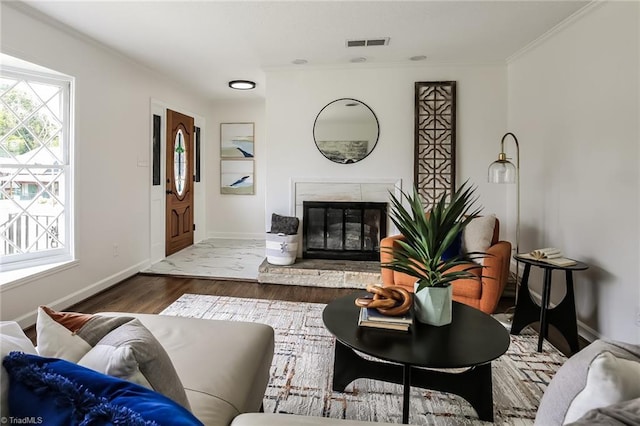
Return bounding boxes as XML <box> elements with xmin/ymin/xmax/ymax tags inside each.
<box><xmin>207</xmin><ymin>232</ymin><xmax>265</xmax><ymax>240</ymax></box>
<box><xmin>13</xmin><ymin>260</ymin><xmax>148</xmax><ymax>329</ymax></box>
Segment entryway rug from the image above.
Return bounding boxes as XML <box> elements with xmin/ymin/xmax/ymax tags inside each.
<box><xmin>161</xmin><ymin>294</ymin><xmax>567</xmax><ymax>425</ymax></box>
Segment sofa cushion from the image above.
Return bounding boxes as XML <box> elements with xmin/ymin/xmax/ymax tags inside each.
<box><xmin>0</xmin><ymin>321</ymin><xmax>37</xmax><ymax>418</ymax></box>
<box><xmin>566</xmin><ymin>397</ymin><xmax>640</xmax><ymax>425</ymax></box>
<box><xmin>535</xmin><ymin>339</ymin><xmax>640</xmax><ymax>426</ymax></box>
<box><xmin>103</xmin><ymin>312</ymin><xmax>275</xmax><ymax>426</ymax></box>
<box><xmin>78</xmin><ymin>318</ymin><xmax>190</xmax><ymax>409</ymax></box>
<box><xmin>3</xmin><ymin>351</ymin><xmax>202</xmax><ymax>426</ymax></box>
<box><xmin>36</xmin><ymin>306</ymin><xmax>190</xmax><ymax>409</ymax></box>
<box><xmin>563</xmin><ymin>351</ymin><xmax>640</xmax><ymax>424</ymax></box>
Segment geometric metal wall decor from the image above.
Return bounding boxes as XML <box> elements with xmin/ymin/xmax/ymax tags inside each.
<box><xmin>414</xmin><ymin>81</ymin><xmax>456</xmax><ymax>206</ymax></box>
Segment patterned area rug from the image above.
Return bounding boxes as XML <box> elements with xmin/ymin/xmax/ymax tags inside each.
<box><xmin>161</xmin><ymin>294</ymin><xmax>567</xmax><ymax>425</ymax></box>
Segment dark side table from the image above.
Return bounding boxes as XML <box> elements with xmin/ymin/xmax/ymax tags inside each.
<box><xmin>510</xmin><ymin>254</ymin><xmax>588</xmax><ymax>354</ymax></box>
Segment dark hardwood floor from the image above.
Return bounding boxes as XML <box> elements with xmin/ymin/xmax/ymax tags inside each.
<box><xmin>68</xmin><ymin>274</ymin><xmax>358</xmax><ymax>313</ymax></box>
<box><xmin>24</xmin><ymin>273</ymin><xmax>585</xmax><ymax>357</ymax></box>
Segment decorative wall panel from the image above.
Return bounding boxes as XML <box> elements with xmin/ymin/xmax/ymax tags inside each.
<box><xmin>414</xmin><ymin>81</ymin><xmax>456</xmax><ymax>206</ymax></box>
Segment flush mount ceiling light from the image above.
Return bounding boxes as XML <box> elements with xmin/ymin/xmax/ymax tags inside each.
<box><xmin>292</xmin><ymin>59</ymin><xmax>308</xmax><ymax>65</ymax></box>
<box><xmin>228</xmin><ymin>80</ymin><xmax>256</xmax><ymax>90</ymax></box>
<box><xmin>350</xmin><ymin>57</ymin><xmax>367</xmax><ymax>63</ymax></box>
<box><xmin>410</xmin><ymin>55</ymin><xmax>427</xmax><ymax>61</ymax></box>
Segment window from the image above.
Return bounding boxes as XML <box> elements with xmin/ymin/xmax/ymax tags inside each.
<box><xmin>0</xmin><ymin>60</ymin><xmax>73</xmax><ymax>271</ymax></box>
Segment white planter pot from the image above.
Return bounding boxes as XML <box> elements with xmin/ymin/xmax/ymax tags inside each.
<box><xmin>266</xmin><ymin>233</ymin><xmax>299</xmax><ymax>266</ymax></box>
<box><xmin>413</xmin><ymin>283</ymin><xmax>452</xmax><ymax>326</ymax></box>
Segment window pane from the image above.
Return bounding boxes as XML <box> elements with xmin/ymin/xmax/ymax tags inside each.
<box><xmin>0</xmin><ymin>61</ymin><xmax>71</xmax><ymax>269</ymax></box>
<box><xmin>0</xmin><ymin>80</ymin><xmax>43</xmax><ymax>121</ymax></box>
<box><xmin>0</xmin><ymin>167</ymin><xmax>65</xmax><ymax>256</ymax></box>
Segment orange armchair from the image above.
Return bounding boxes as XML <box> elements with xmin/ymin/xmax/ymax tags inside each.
<box><xmin>380</xmin><ymin>217</ymin><xmax>511</xmax><ymax>314</ymax></box>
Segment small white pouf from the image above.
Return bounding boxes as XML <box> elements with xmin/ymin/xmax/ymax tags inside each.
<box><xmin>266</xmin><ymin>233</ymin><xmax>299</xmax><ymax>265</ymax></box>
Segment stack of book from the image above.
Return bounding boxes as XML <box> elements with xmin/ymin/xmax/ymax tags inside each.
<box><xmin>358</xmin><ymin>307</ymin><xmax>413</xmax><ymax>331</ymax></box>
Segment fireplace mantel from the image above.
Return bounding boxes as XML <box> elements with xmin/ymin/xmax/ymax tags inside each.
<box><xmin>291</xmin><ymin>176</ymin><xmax>400</xmax><ymax>221</ymax></box>
<box><xmin>288</xmin><ymin>178</ymin><xmax>401</xmax><ymax>257</ymax></box>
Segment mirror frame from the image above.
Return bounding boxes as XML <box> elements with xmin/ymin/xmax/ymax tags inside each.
<box><xmin>313</xmin><ymin>98</ymin><xmax>380</xmax><ymax>164</ymax></box>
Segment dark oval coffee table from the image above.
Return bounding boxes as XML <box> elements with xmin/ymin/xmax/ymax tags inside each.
<box><xmin>323</xmin><ymin>292</ymin><xmax>510</xmax><ymax>424</ymax></box>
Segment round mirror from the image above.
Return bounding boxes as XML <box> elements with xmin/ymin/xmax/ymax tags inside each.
<box><xmin>313</xmin><ymin>98</ymin><xmax>379</xmax><ymax>164</ymax></box>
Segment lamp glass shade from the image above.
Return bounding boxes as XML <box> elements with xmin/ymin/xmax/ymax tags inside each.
<box><xmin>488</xmin><ymin>159</ymin><xmax>516</xmax><ymax>184</ymax></box>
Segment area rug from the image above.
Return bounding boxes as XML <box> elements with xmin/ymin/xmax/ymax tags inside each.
<box><xmin>161</xmin><ymin>294</ymin><xmax>567</xmax><ymax>425</ymax></box>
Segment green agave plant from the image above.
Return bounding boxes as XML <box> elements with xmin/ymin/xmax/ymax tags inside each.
<box><xmin>382</xmin><ymin>180</ymin><xmax>485</xmax><ymax>293</ymax></box>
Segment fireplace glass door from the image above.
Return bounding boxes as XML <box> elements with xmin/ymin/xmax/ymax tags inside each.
<box><xmin>303</xmin><ymin>201</ymin><xmax>387</xmax><ymax>261</ymax></box>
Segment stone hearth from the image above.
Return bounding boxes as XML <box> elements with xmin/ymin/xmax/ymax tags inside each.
<box><xmin>258</xmin><ymin>258</ymin><xmax>381</xmax><ymax>289</ymax></box>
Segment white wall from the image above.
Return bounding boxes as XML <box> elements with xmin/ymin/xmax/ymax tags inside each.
<box><xmin>508</xmin><ymin>2</ymin><xmax>640</xmax><ymax>343</ymax></box>
<box><xmin>265</xmin><ymin>65</ymin><xmax>509</xmax><ymax>234</ymax></box>
<box><xmin>0</xmin><ymin>3</ymin><xmax>212</xmax><ymax>325</ymax></box>
<box><xmin>207</xmin><ymin>100</ymin><xmax>266</xmax><ymax>239</ymax></box>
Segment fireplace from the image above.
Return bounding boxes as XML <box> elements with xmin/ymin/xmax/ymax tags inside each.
<box><xmin>302</xmin><ymin>201</ymin><xmax>387</xmax><ymax>261</ymax></box>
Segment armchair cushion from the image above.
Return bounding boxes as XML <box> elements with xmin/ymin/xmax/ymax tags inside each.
<box><xmin>441</xmin><ymin>232</ymin><xmax>462</xmax><ymax>261</ymax></box>
<box><xmin>462</xmin><ymin>214</ymin><xmax>496</xmax><ymax>260</ymax></box>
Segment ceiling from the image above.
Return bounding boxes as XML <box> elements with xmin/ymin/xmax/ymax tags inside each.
<box><xmin>21</xmin><ymin>1</ymin><xmax>590</xmax><ymax>101</ymax></box>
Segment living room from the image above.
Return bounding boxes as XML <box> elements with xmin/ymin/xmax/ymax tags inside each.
<box><xmin>0</xmin><ymin>0</ymin><xmax>639</xmax><ymax>424</ymax></box>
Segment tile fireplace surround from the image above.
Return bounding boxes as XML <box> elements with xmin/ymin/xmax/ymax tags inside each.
<box><xmin>257</xmin><ymin>178</ymin><xmax>402</xmax><ymax>288</ymax></box>
<box><xmin>290</xmin><ymin>178</ymin><xmax>402</xmax><ymax>234</ymax></box>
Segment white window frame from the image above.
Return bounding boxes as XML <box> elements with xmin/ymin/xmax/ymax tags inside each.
<box><xmin>0</xmin><ymin>64</ymin><xmax>74</xmax><ymax>272</ymax></box>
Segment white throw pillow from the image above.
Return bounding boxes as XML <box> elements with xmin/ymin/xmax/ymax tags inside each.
<box><xmin>35</xmin><ymin>306</ymin><xmax>190</xmax><ymax>408</ymax></box>
<box><xmin>462</xmin><ymin>214</ymin><xmax>496</xmax><ymax>261</ymax></box>
<box><xmin>0</xmin><ymin>321</ymin><xmax>38</xmax><ymax>417</ymax></box>
<box><xmin>563</xmin><ymin>351</ymin><xmax>640</xmax><ymax>424</ymax></box>
<box><xmin>78</xmin><ymin>318</ymin><xmax>190</xmax><ymax>409</ymax></box>
<box><xmin>35</xmin><ymin>306</ymin><xmax>92</xmax><ymax>361</ymax></box>
<box><xmin>79</xmin><ymin>343</ymin><xmax>153</xmax><ymax>389</ymax></box>
<box><xmin>35</xmin><ymin>306</ymin><xmax>132</xmax><ymax>362</ymax></box>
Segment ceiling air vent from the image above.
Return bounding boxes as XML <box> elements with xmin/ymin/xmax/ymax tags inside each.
<box><xmin>346</xmin><ymin>37</ymin><xmax>390</xmax><ymax>48</ymax></box>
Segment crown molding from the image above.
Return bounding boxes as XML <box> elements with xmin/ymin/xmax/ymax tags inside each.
<box><xmin>507</xmin><ymin>1</ymin><xmax>605</xmax><ymax>64</ymax></box>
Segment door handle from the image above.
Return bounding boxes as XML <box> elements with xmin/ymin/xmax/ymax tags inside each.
<box><xmin>166</xmin><ymin>190</ymin><xmax>173</xmax><ymax>195</ymax></box>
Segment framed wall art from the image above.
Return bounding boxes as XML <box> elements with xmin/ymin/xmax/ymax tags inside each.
<box><xmin>220</xmin><ymin>159</ymin><xmax>254</xmax><ymax>195</ymax></box>
<box><xmin>220</xmin><ymin>122</ymin><xmax>254</xmax><ymax>158</ymax></box>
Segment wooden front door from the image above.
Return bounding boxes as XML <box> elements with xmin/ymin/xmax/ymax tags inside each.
<box><xmin>166</xmin><ymin>109</ymin><xmax>194</xmax><ymax>256</ymax></box>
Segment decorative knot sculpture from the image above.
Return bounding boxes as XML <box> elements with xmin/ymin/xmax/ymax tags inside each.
<box><xmin>355</xmin><ymin>284</ymin><xmax>412</xmax><ymax>317</ymax></box>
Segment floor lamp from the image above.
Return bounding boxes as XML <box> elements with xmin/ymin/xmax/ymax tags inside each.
<box><xmin>488</xmin><ymin>132</ymin><xmax>520</xmax><ymax>319</ymax></box>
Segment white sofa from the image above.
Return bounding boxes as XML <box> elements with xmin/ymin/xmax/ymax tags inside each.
<box><xmin>1</xmin><ymin>313</ymin><xmax>404</xmax><ymax>426</ymax></box>
<box><xmin>122</xmin><ymin>313</ymin><xmax>404</xmax><ymax>426</ymax></box>
<box><xmin>535</xmin><ymin>339</ymin><xmax>640</xmax><ymax>425</ymax></box>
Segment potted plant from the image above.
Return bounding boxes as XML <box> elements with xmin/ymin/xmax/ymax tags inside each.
<box><xmin>381</xmin><ymin>180</ymin><xmax>484</xmax><ymax>326</ymax></box>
